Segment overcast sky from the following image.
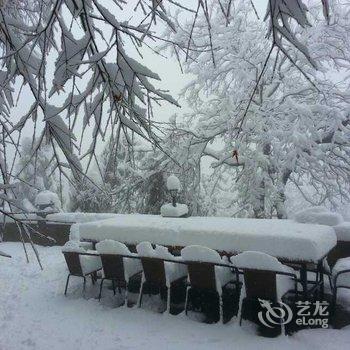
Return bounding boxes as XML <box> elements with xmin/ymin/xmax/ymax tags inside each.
<box><xmin>9</xmin><ymin>0</ymin><xmax>269</xmax><ymax>174</ymax></box>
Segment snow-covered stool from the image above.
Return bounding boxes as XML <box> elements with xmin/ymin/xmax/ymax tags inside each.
<box><xmin>332</xmin><ymin>258</ymin><xmax>350</xmax><ymax>309</ymax></box>
<box><xmin>96</xmin><ymin>240</ymin><xmax>142</xmax><ymax>305</ymax></box>
<box><xmin>230</xmin><ymin>251</ymin><xmax>297</xmax><ymax>334</ymax></box>
<box><xmin>136</xmin><ymin>242</ymin><xmax>187</xmax><ymax>314</ymax></box>
<box><xmin>181</xmin><ymin>245</ymin><xmax>238</xmax><ymax>324</ymax></box>
<box><xmin>62</xmin><ymin>241</ymin><xmax>102</xmax><ymax>295</ymax></box>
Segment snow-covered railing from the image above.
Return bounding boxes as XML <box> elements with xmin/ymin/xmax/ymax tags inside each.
<box><xmin>78</xmin><ymin>214</ymin><xmax>337</xmax><ymax>263</ymax></box>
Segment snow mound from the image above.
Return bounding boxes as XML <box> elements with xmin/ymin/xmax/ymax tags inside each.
<box><xmin>35</xmin><ymin>190</ymin><xmax>61</xmax><ymax>211</ymax></box>
<box><xmin>181</xmin><ymin>245</ymin><xmax>222</xmax><ymax>264</ymax></box>
<box><xmin>230</xmin><ymin>251</ymin><xmax>293</xmax><ymax>274</ymax></box>
<box><xmin>96</xmin><ymin>239</ymin><xmax>131</xmax><ymax>256</ymax></box>
<box><xmin>62</xmin><ymin>240</ymin><xmax>85</xmax><ymax>253</ymax></box>
<box><xmin>333</xmin><ymin>222</ymin><xmax>350</xmax><ymax>242</ymax></box>
<box><xmin>294</xmin><ymin>206</ymin><xmax>343</xmax><ymax>226</ymax></box>
<box><xmin>166</xmin><ymin>174</ymin><xmax>181</xmax><ymax>190</ymax></box>
<box><xmin>161</xmin><ymin>203</ymin><xmax>188</xmax><ymax>217</ymax></box>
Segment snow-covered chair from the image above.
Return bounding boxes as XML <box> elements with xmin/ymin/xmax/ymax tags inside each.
<box><xmin>96</xmin><ymin>240</ymin><xmax>142</xmax><ymax>305</ymax></box>
<box><xmin>181</xmin><ymin>245</ymin><xmax>238</xmax><ymax>323</ymax></box>
<box><xmin>332</xmin><ymin>258</ymin><xmax>350</xmax><ymax>309</ymax></box>
<box><xmin>62</xmin><ymin>240</ymin><xmax>102</xmax><ymax>295</ymax></box>
<box><xmin>136</xmin><ymin>242</ymin><xmax>187</xmax><ymax>314</ymax></box>
<box><xmin>230</xmin><ymin>251</ymin><xmax>297</xmax><ymax>332</ymax></box>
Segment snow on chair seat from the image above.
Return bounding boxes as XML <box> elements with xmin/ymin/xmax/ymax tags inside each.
<box><xmin>136</xmin><ymin>242</ymin><xmax>187</xmax><ymax>314</ymax></box>
<box><xmin>62</xmin><ymin>241</ymin><xmax>102</xmax><ymax>295</ymax></box>
<box><xmin>96</xmin><ymin>240</ymin><xmax>142</xmax><ymax>304</ymax></box>
<box><xmin>181</xmin><ymin>245</ymin><xmax>237</xmax><ymax>323</ymax></box>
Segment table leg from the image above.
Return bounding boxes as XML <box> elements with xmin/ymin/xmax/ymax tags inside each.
<box><xmin>300</xmin><ymin>263</ymin><xmax>308</xmax><ymax>300</ymax></box>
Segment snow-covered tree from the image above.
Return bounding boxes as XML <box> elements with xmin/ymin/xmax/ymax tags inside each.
<box><xmin>164</xmin><ymin>0</ymin><xmax>350</xmax><ymax>218</ymax></box>
<box><xmin>14</xmin><ymin>137</ymin><xmax>60</xmax><ymax>210</ymax></box>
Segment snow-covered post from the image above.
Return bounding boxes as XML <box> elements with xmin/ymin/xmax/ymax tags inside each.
<box><xmin>167</xmin><ymin>174</ymin><xmax>181</xmax><ymax>207</ymax></box>
<box><xmin>160</xmin><ymin>175</ymin><xmax>189</xmax><ymax>218</ymax></box>
<box><xmin>35</xmin><ymin>190</ymin><xmax>61</xmax><ymax>218</ymax></box>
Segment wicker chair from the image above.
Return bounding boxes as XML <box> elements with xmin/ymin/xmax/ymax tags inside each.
<box><xmin>96</xmin><ymin>240</ymin><xmax>142</xmax><ymax>305</ymax></box>
<box><xmin>230</xmin><ymin>251</ymin><xmax>297</xmax><ymax>334</ymax></box>
<box><xmin>181</xmin><ymin>245</ymin><xmax>238</xmax><ymax>323</ymax></box>
<box><xmin>331</xmin><ymin>258</ymin><xmax>350</xmax><ymax>310</ymax></box>
<box><xmin>62</xmin><ymin>241</ymin><xmax>102</xmax><ymax>295</ymax></box>
<box><xmin>136</xmin><ymin>242</ymin><xmax>187</xmax><ymax>314</ymax></box>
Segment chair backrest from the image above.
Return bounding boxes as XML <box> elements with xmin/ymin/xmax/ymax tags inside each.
<box><xmin>100</xmin><ymin>254</ymin><xmax>126</xmax><ymax>281</ymax></box>
<box><xmin>137</xmin><ymin>242</ymin><xmax>167</xmax><ymax>287</ymax></box>
<box><xmin>181</xmin><ymin>245</ymin><xmax>224</xmax><ymax>291</ymax></box>
<box><xmin>327</xmin><ymin>242</ymin><xmax>350</xmax><ymax>270</ymax></box>
<box><xmin>243</xmin><ymin>269</ymin><xmax>277</xmax><ymax>301</ymax></box>
<box><xmin>63</xmin><ymin>252</ymin><xmax>83</xmax><ymax>276</ymax></box>
<box><xmin>96</xmin><ymin>240</ymin><xmax>133</xmax><ymax>282</ymax></box>
<box><xmin>140</xmin><ymin>257</ymin><xmax>167</xmax><ymax>286</ymax></box>
<box><xmin>187</xmin><ymin>262</ymin><xmax>216</xmax><ymax>290</ymax></box>
<box><xmin>231</xmin><ymin>251</ymin><xmax>293</xmax><ymax>302</ymax></box>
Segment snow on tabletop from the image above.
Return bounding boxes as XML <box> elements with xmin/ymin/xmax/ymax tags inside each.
<box><xmin>46</xmin><ymin>212</ymin><xmax>117</xmax><ymax>223</ymax></box>
<box><xmin>294</xmin><ymin>206</ymin><xmax>343</xmax><ymax>226</ymax></box>
<box><xmin>160</xmin><ymin>203</ymin><xmax>188</xmax><ymax>217</ymax></box>
<box><xmin>78</xmin><ymin>215</ymin><xmax>337</xmax><ymax>263</ymax></box>
<box><xmin>333</xmin><ymin>222</ymin><xmax>350</xmax><ymax>242</ymax></box>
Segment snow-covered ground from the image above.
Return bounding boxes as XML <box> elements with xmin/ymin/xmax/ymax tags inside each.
<box><xmin>1</xmin><ymin>242</ymin><xmax>350</xmax><ymax>350</ymax></box>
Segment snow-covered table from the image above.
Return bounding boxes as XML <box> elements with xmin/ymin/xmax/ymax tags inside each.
<box><xmin>78</xmin><ymin>214</ymin><xmax>336</xmax><ymax>263</ymax></box>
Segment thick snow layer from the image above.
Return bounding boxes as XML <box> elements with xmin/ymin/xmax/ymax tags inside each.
<box><xmin>35</xmin><ymin>190</ymin><xmax>61</xmax><ymax>209</ymax></box>
<box><xmin>46</xmin><ymin>212</ymin><xmax>117</xmax><ymax>223</ymax></box>
<box><xmin>166</xmin><ymin>174</ymin><xmax>181</xmax><ymax>190</ymax></box>
<box><xmin>230</xmin><ymin>251</ymin><xmax>295</xmax><ymax>273</ymax></box>
<box><xmin>78</xmin><ymin>215</ymin><xmax>336</xmax><ymax>263</ymax></box>
<box><xmin>161</xmin><ymin>203</ymin><xmax>189</xmax><ymax>217</ymax></box>
<box><xmin>333</xmin><ymin>258</ymin><xmax>350</xmax><ymax>287</ymax></box>
<box><xmin>294</xmin><ymin>206</ymin><xmax>343</xmax><ymax>226</ymax></box>
<box><xmin>333</xmin><ymin>222</ymin><xmax>350</xmax><ymax>242</ymax></box>
<box><xmin>2</xmin><ymin>242</ymin><xmax>350</xmax><ymax>350</ymax></box>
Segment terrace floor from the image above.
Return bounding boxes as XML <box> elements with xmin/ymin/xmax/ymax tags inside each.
<box><xmin>1</xmin><ymin>243</ymin><xmax>350</xmax><ymax>350</ymax></box>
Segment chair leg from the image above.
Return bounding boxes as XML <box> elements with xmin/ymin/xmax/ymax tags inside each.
<box><xmin>219</xmin><ymin>293</ymin><xmax>224</xmax><ymax>324</ymax></box>
<box><xmin>124</xmin><ymin>283</ymin><xmax>129</xmax><ymax>307</ymax></box>
<box><xmin>184</xmin><ymin>286</ymin><xmax>190</xmax><ymax>315</ymax></box>
<box><xmin>64</xmin><ymin>274</ymin><xmax>71</xmax><ymax>296</ymax></box>
<box><xmin>332</xmin><ymin>287</ymin><xmax>338</xmax><ymax>315</ymax></box>
<box><xmin>166</xmin><ymin>287</ymin><xmax>171</xmax><ymax>314</ymax></box>
<box><xmin>98</xmin><ymin>278</ymin><xmax>105</xmax><ymax>301</ymax></box>
<box><xmin>137</xmin><ymin>281</ymin><xmax>144</xmax><ymax>308</ymax></box>
<box><xmin>112</xmin><ymin>280</ymin><xmax>116</xmax><ymax>295</ymax></box>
